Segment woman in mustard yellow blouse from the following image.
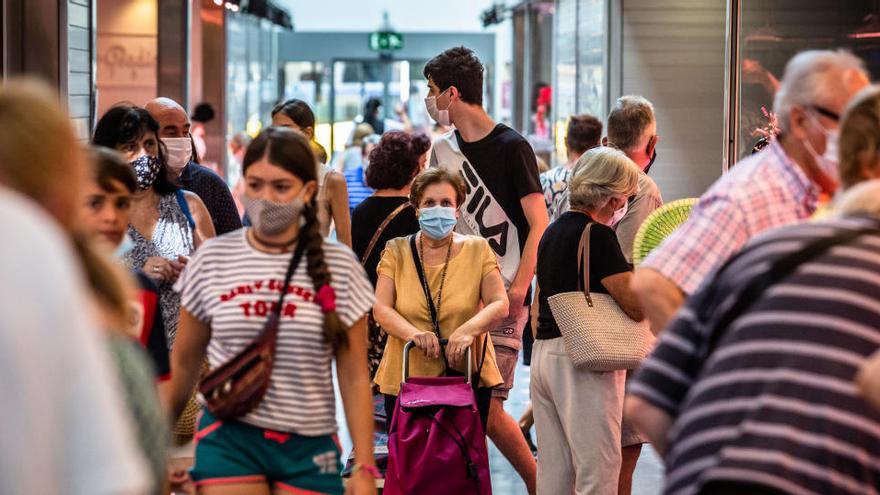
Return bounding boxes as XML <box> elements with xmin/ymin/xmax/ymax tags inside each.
<box><xmin>373</xmin><ymin>168</ymin><xmax>509</xmax><ymax>428</ymax></box>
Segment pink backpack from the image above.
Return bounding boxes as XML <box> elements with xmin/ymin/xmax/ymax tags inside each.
<box><xmin>383</xmin><ymin>341</ymin><xmax>492</xmax><ymax>495</ymax></box>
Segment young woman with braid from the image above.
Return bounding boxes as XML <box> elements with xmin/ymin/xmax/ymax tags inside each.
<box><xmin>169</xmin><ymin>127</ymin><xmax>377</xmax><ymax>495</ymax></box>
<box><xmin>271</xmin><ymin>98</ymin><xmax>352</xmax><ymax>247</ymax></box>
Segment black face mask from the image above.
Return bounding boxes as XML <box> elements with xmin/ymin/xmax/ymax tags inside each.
<box><xmin>644</xmin><ymin>149</ymin><xmax>657</xmax><ymax>175</ymax></box>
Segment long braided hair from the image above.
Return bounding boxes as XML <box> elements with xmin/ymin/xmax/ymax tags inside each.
<box><xmin>243</xmin><ymin>126</ymin><xmax>349</xmax><ymax>349</ymax></box>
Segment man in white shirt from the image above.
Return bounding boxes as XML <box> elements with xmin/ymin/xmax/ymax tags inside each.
<box><xmin>0</xmin><ymin>187</ymin><xmax>150</xmax><ymax>495</ymax></box>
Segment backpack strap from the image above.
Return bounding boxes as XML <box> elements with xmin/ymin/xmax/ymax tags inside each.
<box><xmin>175</xmin><ymin>189</ymin><xmax>197</xmax><ymax>231</ymax></box>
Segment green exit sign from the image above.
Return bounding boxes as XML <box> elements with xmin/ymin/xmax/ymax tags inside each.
<box><xmin>369</xmin><ymin>31</ymin><xmax>404</xmax><ymax>51</ymax></box>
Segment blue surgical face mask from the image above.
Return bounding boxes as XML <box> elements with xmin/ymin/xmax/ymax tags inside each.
<box><xmin>418</xmin><ymin>206</ymin><xmax>457</xmax><ymax>240</ymax></box>
<box><xmin>115</xmin><ymin>233</ymin><xmax>135</xmax><ymax>258</ymax></box>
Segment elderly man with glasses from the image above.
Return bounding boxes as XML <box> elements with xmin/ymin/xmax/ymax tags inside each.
<box><xmin>632</xmin><ymin>49</ymin><xmax>870</xmax><ymax>334</ymax></box>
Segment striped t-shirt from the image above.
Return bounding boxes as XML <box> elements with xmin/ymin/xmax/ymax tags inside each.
<box><xmin>175</xmin><ymin>229</ymin><xmax>375</xmax><ymax>436</ymax></box>
<box><xmin>631</xmin><ymin>216</ymin><xmax>880</xmax><ymax>495</ymax></box>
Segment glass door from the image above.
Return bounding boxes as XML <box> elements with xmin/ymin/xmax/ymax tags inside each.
<box><xmin>328</xmin><ymin>59</ymin><xmax>430</xmax><ymax>153</ymax></box>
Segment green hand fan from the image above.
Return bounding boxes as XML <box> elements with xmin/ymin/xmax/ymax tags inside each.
<box><xmin>632</xmin><ymin>198</ymin><xmax>698</xmax><ymax>266</ymax></box>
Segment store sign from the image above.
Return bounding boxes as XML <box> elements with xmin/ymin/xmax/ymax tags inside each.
<box><xmin>96</xmin><ymin>34</ymin><xmax>157</xmax><ymax>86</ymax></box>
<box><xmin>369</xmin><ymin>31</ymin><xmax>404</xmax><ymax>52</ymax></box>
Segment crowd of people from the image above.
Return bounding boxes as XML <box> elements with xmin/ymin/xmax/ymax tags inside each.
<box><xmin>3</xmin><ymin>43</ymin><xmax>880</xmax><ymax>495</ymax></box>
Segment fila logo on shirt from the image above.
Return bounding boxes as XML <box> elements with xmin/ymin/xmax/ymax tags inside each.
<box><xmin>460</xmin><ymin>159</ymin><xmax>511</xmax><ymax>257</ymax></box>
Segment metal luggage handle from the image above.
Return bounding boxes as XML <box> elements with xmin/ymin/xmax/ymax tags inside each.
<box><xmin>402</xmin><ymin>338</ymin><xmax>472</xmax><ymax>384</ymax></box>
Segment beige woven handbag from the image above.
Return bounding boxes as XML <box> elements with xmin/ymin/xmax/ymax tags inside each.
<box><xmin>547</xmin><ymin>222</ymin><xmax>654</xmax><ymax>371</ymax></box>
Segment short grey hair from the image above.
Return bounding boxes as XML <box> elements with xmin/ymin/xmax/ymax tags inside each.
<box><xmin>834</xmin><ymin>179</ymin><xmax>880</xmax><ymax>217</ymax></box>
<box><xmin>774</xmin><ymin>50</ymin><xmax>866</xmax><ymax>134</ymax></box>
<box><xmin>569</xmin><ymin>147</ymin><xmax>641</xmax><ymax>211</ymax></box>
<box><xmin>606</xmin><ymin>95</ymin><xmax>655</xmax><ymax>152</ymax></box>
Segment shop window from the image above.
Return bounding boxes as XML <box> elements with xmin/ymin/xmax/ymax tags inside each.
<box><xmin>736</xmin><ymin>0</ymin><xmax>880</xmax><ymax>160</ymax></box>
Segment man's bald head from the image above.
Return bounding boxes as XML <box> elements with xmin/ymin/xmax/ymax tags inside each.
<box><xmin>145</xmin><ymin>97</ymin><xmax>190</xmax><ymax>138</ymax></box>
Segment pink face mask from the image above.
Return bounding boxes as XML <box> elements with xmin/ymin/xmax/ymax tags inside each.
<box><xmin>162</xmin><ymin>137</ymin><xmax>193</xmax><ymax>175</ymax></box>
<box><xmin>610</xmin><ymin>200</ymin><xmax>629</xmax><ymax>226</ymax></box>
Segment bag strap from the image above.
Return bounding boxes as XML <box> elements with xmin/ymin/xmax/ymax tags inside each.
<box><xmin>409</xmin><ymin>233</ymin><xmax>454</xmax><ymax>371</ymax></box>
<box><xmin>361</xmin><ymin>202</ymin><xmax>410</xmax><ymax>264</ymax></box>
<box><xmin>409</xmin><ymin>234</ymin><xmax>440</xmax><ymax>334</ymax></box>
<box><xmin>576</xmin><ymin>222</ymin><xmax>594</xmax><ymax>305</ymax></box>
<box><xmin>262</xmin><ymin>237</ymin><xmax>308</xmax><ymax>338</ymax></box>
<box><xmin>175</xmin><ymin>189</ymin><xmax>197</xmax><ymax>231</ymax></box>
<box><xmin>702</xmin><ymin>223</ymin><xmax>880</xmax><ymax>357</ymax></box>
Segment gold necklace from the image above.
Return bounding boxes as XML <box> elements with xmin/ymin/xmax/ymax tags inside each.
<box><xmin>418</xmin><ymin>233</ymin><xmax>454</xmax><ymax>334</ymax></box>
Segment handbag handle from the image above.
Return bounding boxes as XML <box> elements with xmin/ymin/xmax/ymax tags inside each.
<box><xmin>361</xmin><ymin>202</ymin><xmax>411</xmax><ymax>264</ymax></box>
<box><xmin>576</xmin><ymin>222</ymin><xmax>595</xmax><ymax>307</ymax></box>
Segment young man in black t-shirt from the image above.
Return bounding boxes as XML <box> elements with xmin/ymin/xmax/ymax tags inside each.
<box><xmin>425</xmin><ymin>46</ymin><xmax>548</xmax><ymax>494</ymax></box>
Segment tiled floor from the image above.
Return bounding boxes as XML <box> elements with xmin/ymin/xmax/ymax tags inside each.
<box><xmin>335</xmin><ymin>357</ymin><xmax>664</xmax><ymax>494</ymax></box>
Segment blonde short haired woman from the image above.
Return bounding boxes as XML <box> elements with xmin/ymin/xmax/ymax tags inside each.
<box><xmin>531</xmin><ymin>147</ymin><xmax>644</xmax><ymax>494</ymax></box>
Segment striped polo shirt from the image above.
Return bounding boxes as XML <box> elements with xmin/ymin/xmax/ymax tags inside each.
<box><xmin>175</xmin><ymin>229</ymin><xmax>374</xmax><ymax>436</ymax></box>
<box><xmin>631</xmin><ymin>215</ymin><xmax>880</xmax><ymax>495</ymax></box>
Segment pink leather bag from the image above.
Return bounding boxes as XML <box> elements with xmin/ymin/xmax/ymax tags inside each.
<box><xmin>383</xmin><ymin>342</ymin><xmax>492</xmax><ymax>495</ymax></box>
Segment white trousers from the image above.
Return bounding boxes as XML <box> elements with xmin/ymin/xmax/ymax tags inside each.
<box><xmin>530</xmin><ymin>337</ymin><xmax>625</xmax><ymax>495</ymax></box>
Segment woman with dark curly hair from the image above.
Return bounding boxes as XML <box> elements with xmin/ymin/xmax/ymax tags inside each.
<box><xmin>351</xmin><ymin>131</ymin><xmax>429</xmax><ymax>376</ymax></box>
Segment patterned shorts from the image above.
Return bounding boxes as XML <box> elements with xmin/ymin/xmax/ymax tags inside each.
<box><xmin>190</xmin><ymin>410</ymin><xmax>344</xmax><ymax>494</ymax></box>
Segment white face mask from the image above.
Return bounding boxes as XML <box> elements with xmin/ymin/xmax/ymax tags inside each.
<box><xmin>802</xmin><ymin>113</ymin><xmax>840</xmax><ymax>186</ymax></box>
<box><xmin>163</xmin><ymin>137</ymin><xmax>193</xmax><ymax>175</ymax></box>
<box><xmin>425</xmin><ymin>89</ymin><xmax>452</xmax><ymax>127</ymax></box>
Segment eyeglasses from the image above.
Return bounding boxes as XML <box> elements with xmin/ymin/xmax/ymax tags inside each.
<box><xmin>811</xmin><ymin>105</ymin><xmax>840</xmax><ymax>122</ymax></box>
